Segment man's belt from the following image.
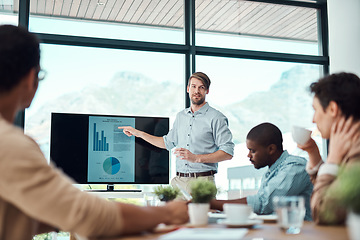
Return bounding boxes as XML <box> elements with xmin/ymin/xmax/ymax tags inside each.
<box><xmin>176</xmin><ymin>170</ymin><xmax>217</xmax><ymax>178</ymax></box>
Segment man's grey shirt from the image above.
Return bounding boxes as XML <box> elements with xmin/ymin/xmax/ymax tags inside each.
<box><xmin>163</xmin><ymin>103</ymin><xmax>234</xmax><ymax>173</ymax></box>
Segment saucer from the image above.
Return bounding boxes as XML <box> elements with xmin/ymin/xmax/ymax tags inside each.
<box><xmin>249</xmin><ymin>214</ymin><xmax>278</xmax><ymax>223</ymax></box>
<box><xmin>208</xmin><ymin>212</ymin><xmax>226</xmax><ymax>224</ymax></box>
<box><xmin>218</xmin><ymin>219</ymin><xmax>263</xmax><ymax>228</ymax></box>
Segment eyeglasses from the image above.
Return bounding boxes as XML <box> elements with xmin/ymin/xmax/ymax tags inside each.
<box><xmin>37</xmin><ymin>69</ymin><xmax>47</xmax><ymax>82</ymax></box>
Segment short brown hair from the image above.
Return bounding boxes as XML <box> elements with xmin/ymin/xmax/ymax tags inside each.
<box><xmin>188</xmin><ymin>72</ymin><xmax>211</xmax><ymax>90</ymax></box>
<box><xmin>310</xmin><ymin>72</ymin><xmax>360</xmax><ymax>120</ymax></box>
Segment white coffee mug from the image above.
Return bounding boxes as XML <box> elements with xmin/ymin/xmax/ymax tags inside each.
<box><xmin>291</xmin><ymin>126</ymin><xmax>311</xmax><ymax>145</ymax></box>
<box><xmin>223</xmin><ymin>203</ymin><xmax>252</xmax><ymax>224</ymax></box>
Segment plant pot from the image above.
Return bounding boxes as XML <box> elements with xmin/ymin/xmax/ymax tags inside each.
<box><xmin>188</xmin><ymin>203</ymin><xmax>210</xmax><ymax>226</ymax></box>
<box><xmin>158</xmin><ymin>200</ymin><xmax>167</xmax><ymax>206</ymax></box>
<box><xmin>347</xmin><ymin>211</ymin><xmax>360</xmax><ymax>240</ymax></box>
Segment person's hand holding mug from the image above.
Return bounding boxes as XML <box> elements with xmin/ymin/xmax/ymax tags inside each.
<box><xmin>297</xmin><ymin>138</ymin><xmax>322</xmax><ymax>169</ymax></box>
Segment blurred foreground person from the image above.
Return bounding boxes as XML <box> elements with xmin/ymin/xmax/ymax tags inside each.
<box><xmin>0</xmin><ymin>24</ymin><xmax>188</xmax><ymax>240</ymax></box>
<box><xmin>299</xmin><ymin>72</ymin><xmax>360</xmax><ymax>224</ymax></box>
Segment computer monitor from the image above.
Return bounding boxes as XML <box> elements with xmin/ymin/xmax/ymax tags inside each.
<box><xmin>50</xmin><ymin>112</ymin><xmax>169</xmax><ymax>188</ymax></box>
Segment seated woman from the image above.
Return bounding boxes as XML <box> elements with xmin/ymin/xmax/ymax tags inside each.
<box><xmin>299</xmin><ymin>72</ymin><xmax>360</xmax><ymax>224</ymax></box>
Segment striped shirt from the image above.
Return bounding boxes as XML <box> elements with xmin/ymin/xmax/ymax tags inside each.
<box><xmin>247</xmin><ymin>150</ymin><xmax>313</xmax><ymax>221</ymax></box>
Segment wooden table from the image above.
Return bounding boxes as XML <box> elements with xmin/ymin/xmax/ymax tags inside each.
<box><xmin>89</xmin><ymin>221</ymin><xmax>348</xmax><ymax>240</ymax></box>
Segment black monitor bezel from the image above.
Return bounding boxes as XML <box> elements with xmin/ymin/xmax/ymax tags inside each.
<box><xmin>50</xmin><ymin>112</ymin><xmax>170</xmax><ymax>185</ymax></box>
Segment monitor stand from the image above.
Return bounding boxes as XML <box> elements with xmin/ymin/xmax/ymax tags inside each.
<box><xmin>85</xmin><ymin>184</ymin><xmax>142</xmax><ymax>192</ymax></box>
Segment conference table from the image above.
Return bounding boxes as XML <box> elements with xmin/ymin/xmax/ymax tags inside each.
<box><xmin>87</xmin><ymin>221</ymin><xmax>349</xmax><ymax>240</ymax></box>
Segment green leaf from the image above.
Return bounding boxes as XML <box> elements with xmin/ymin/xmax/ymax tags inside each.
<box><xmin>190</xmin><ymin>179</ymin><xmax>217</xmax><ymax>203</ymax></box>
<box><xmin>328</xmin><ymin>163</ymin><xmax>360</xmax><ymax>214</ymax></box>
<box><xmin>153</xmin><ymin>185</ymin><xmax>180</xmax><ymax>202</ymax></box>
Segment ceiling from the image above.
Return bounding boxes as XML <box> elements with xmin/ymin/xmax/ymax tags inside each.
<box><xmin>3</xmin><ymin>0</ymin><xmax>318</xmax><ymax>42</ymax></box>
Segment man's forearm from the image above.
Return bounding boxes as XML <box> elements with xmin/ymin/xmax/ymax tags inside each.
<box><xmin>120</xmin><ymin>126</ymin><xmax>166</xmax><ymax>149</ymax></box>
<box><xmin>119</xmin><ymin>201</ymin><xmax>188</xmax><ymax>234</ymax></box>
<box><xmin>119</xmin><ymin>204</ymin><xmax>171</xmax><ymax>234</ymax></box>
<box><xmin>138</xmin><ymin>131</ymin><xmax>166</xmax><ymax>149</ymax></box>
<box><xmin>36</xmin><ymin>222</ymin><xmax>57</xmax><ymax>235</ymax></box>
<box><xmin>196</xmin><ymin>150</ymin><xmax>232</xmax><ymax>163</ymax></box>
<box><xmin>210</xmin><ymin>198</ymin><xmax>247</xmax><ymax>211</ymax></box>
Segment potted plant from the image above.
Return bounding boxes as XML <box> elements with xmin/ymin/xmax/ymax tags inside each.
<box><xmin>327</xmin><ymin>163</ymin><xmax>360</xmax><ymax>240</ymax></box>
<box><xmin>153</xmin><ymin>185</ymin><xmax>180</xmax><ymax>203</ymax></box>
<box><xmin>188</xmin><ymin>179</ymin><xmax>218</xmax><ymax>226</ymax></box>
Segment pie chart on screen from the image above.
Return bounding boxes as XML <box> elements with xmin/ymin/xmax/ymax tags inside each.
<box><xmin>103</xmin><ymin>157</ymin><xmax>121</xmax><ymax>175</ymax></box>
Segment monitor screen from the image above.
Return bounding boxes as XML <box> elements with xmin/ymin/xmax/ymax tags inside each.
<box><xmin>50</xmin><ymin>112</ymin><xmax>169</xmax><ymax>185</ymax></box>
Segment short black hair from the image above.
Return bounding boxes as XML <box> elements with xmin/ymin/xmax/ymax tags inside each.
<box><xmin>246</xmin><ymin>122</ymin><xmax>283</xmax><ymax>152</ymax></box>
<box><xmin>310</xmin><ymin>72</ymin><xmax>360</xmax><ymax>120</ymax></box>
<box><xmin>0</xmin><ymin>25</ymin><xmax>40</xmax><ymax>93</ymax></box>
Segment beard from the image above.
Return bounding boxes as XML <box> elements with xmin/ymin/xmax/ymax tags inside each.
<box><xmin>191</xmin><ymin>95</ymin><xmax>205</xmax><ymax>105</ymax></box>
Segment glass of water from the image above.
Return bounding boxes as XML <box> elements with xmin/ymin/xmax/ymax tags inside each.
<box><xmin>144</xmin><ymin>193</ymin><xmax>159</xmax><ymax>206</ymax></box>
<box><xmin>273</xmin><ymin>196</ymin><xmax>305</xmax><ymax>234</ymax></box>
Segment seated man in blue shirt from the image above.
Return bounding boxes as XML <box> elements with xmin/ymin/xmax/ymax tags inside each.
<box><xmin>210</xmin><ymin>122</ymin><xmax>313</xmax><ymax>221</ymax></box>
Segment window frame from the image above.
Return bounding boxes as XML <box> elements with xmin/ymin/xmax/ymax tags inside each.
<box><xmin>14</xmin><ymin>0</ymin><xmax>329</xmax><ymax>160</ymax></box>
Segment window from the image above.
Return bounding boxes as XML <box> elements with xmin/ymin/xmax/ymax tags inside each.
<box><xmin>196</xmin><ymin>0</ymin><xmax>319</xmax><ymax>55</ymax></box>
<box><xmin>25</xmin><ymin>44</ymin><xmax>185</xmax><ymax>162</ymax></box>
<box><xmin>196</xmin><ymin>56</ymin><xmax>324</xmax><ymax>192</ymax></box>
<box><xmin>29</xmin><ymin>0</ymin><xmax>184</xmax><ymax>44</ymax></box>
<box><xmin>16</xmin><ymin>0</ymin><xmax>328</xmax><ymax>199</ymax></box>
<box><xmin>0</xmin><ymin>0</ymin><xmax>18</xmax><ymax>25</ymax></box>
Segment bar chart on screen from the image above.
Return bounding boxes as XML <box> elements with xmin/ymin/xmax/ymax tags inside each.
<box><xmin>93</xmin><ymin>123</ymin><xmax>109</xmax><ymax>151</ymax></box>
<box><xmin>87</xmin><ymin>116</ymin><xmax>135</xmax><ymax>182</ymax></box>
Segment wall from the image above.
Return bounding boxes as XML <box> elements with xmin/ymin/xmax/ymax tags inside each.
<box><xmin>327</xmin><ymin>0</ymin><xmax>360</xmax><ymax>76</ymax></box>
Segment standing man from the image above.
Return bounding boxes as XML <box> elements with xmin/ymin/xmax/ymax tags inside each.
<box><xmin>298</xmin><ymin>72</ymin><xmax>360</xmax><ymax>224</ymax></box>
<box><xmin>210</xmin><ymin>123</ymin><xmax>313</xmax><ymax>221</ymax></box>
<box><xmin>120</xmin><ymin>72</ymin><xmax>234</xmax><ymax>193</ymax></box>
<box><xmin>0</xmin><ymin>25</ymin><xmax>188</xmax><ymax>240</ymax></box>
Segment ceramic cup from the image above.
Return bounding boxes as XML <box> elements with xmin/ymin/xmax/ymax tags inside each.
<box><xmin>291</xmin><ymin>126</ymin><xmax>311</xmax><ymax>145</ymax></box>
<box><xmin>223</xmin><ymin>203</ymin><xmax>252</xmax><ymax>224</ymax></box>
